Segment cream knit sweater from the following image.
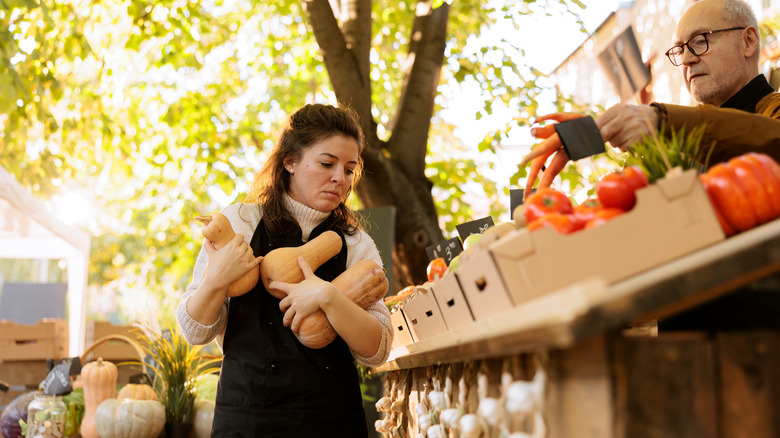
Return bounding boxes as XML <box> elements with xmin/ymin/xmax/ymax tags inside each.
<box><xmin>176</xmin><ymin>197</ymin><xmax>392</xmax><ymax>367</ymax></box>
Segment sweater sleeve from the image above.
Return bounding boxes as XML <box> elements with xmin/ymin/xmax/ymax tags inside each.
<box><xmin>176</xmin><ymin>203</ymin><xmax>261</xmax><ymax>348</ymax></box>
<box><xmin>345</xmin><ymin>229</ymin><xmax>393</xmax><ymax>367</ymax></box>
<box><xmin>657</xmin><ymin>99</ymin><xmax>780</xmax><ymax>165</ymax></box>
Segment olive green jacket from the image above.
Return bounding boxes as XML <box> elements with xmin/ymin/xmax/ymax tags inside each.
<box><xmin>656</xmin><ymin>92</ymin><xmax>780</xmax><ymax>165</ymax></box>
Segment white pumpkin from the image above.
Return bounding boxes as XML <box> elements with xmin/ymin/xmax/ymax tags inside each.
<box><xmin>190</xmin><ymin>399</ymin><xmax>215</xmax><ymax>438</ymax></box>
<box><xmin>95</xmin><ymin>398</ymin><xmax>165</xmax><ymax>438</ymax></box>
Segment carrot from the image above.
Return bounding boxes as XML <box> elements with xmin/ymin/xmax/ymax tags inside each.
<box><xmin>519</xmin><ymin>134</ymin><xmax>563</xmax><ymax>168</ymax></box>
<box><xmin>539</xmin><ymin>149</ymin><xmax>570</xmax><ymax>188</ymax></box>
<box><xmin>530</xmin><ymin>124</ymin><xmax>557</xmax><ymax>139</ymax></box>
<box><xmin>524</xmin><ymin>147</ymin><xmax>556</xmax><ymax>198</ymax></box>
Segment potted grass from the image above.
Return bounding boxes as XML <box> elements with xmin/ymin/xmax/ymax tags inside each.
<box><xmin>134</xmin><ymin>319</ymin><xmax>221</xmax><ymax>438</ymax></box>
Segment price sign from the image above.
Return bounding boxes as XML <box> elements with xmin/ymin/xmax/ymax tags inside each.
<box><xmin>40</xmin><ymin>357</ymin><xmax>81</xmax><ymax>395</ymax></box>
<box><xmin>554</xmin><ymin>116</ymin><xmax>606</xmax><ymax>161</ymax></box>
<box><xmin>455</xmin><ymin>216</ymin><xmax>495</xmax><ymax>242</ymax></box>
<box><xmin>425</xmin><ymin>237</ymin><xmax>463</xmax><ymax>266</ymax></box>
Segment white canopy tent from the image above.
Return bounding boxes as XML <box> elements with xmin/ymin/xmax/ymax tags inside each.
<box><xmin>0</xmin><ymin>164</ymin><xmax>90</xmax><ymax>357</ymax></box>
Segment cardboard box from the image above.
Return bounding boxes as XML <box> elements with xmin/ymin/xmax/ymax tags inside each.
<box><xmin>0</xmin><ymin>319</ymin><xmax>68</xmax><ymax>361</ymax></box>
<box><xmin>455</xmin><ymin>244</ymin><xmax>515</xmax><ymax>320</ymax></box>
<box><xmin>430</xmin><ymin>271</ymin><xmax>475</xmax><ymax>329</ymax></box>
<box><xmin>84</xmin><ymin>321</ymin><xmax>145</xmax><ymax>361</ymax></box>
<box><xmin>489</xmin><ymin>169</ymin><xmax>725</xmax><ymax>306</ymax></box>
<box><xmin>390</xmin><ymin>308</ymin><xmax>415</xmax><ymax>349</ymax></box>
<box><xmin>401</xmin><ymin>285</ymin><xmax>448</xmax><ymax>341</ymax></box>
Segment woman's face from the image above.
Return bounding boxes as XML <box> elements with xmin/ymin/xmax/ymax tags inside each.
<box><xmin>286</xmin><ymin>134</ymin><xmax>360</xmax><ymax>213</ymax></box>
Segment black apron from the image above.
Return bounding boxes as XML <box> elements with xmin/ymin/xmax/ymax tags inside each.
<box><xmin>211</xmin><ymin>215</ymin><xmax>368</xmax><ymax>438</ymax></box>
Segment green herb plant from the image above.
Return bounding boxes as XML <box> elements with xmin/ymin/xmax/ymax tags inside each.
<box><xmin>624</xmin><ymin>124</ymin><xmax>715</xmax><ymax>183</ymax></box>
<box><xmin>134</xmin><ymin>320</ymin><xmax>221</xmax><ymax>425</ymax></box>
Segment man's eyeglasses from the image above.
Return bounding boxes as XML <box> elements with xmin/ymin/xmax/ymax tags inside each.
<box><xmin>665</xmin><ymin>27</ymin><xmax>746</xmax><ymax>66</ymax></box>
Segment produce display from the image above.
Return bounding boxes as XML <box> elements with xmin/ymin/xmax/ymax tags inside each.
<box><xmin>383</xmin><ymin>151</ymin><xmax>780</xmax><ymax>354</ymax></box>
<box><xmin>196</xmin><ymin>212</ymin><xmax>260</xmax><ymax>297</ymax></box>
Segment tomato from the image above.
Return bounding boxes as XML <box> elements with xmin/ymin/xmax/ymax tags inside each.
<box><xmin>426</xmin><ymin>257</ymin><xmax>448</xmax><ymax>281</ymax></box>
<box><xmin>527</xmin><ymin>213</ymin><xmax>583</xmax><ymax>234</ymax></box>
<box><xmin>728</xmin><ymin>155</ymin><xmax>774</xmax><ymax>225</ymax></box>
<box><xmin>584</xmin><ymin>208</ymin><xmax>625</xmax><ymax>229</ymax></box>
<box><xmin>595</xmin><ymin>166</ymin><xmax>649</xmax><ymax>211</ymax></box>
<box><xmin>572</xmin><ymin>198</ymin><xmax>601</xmax><ymax>224</ymax></box>
<box><xmin>746</xmin><ymin>153</ymin><xmax>780</xmax><ymax>221</ymax></box>
<box><xmin>524</xmin><ymin>188</ymin><xmax>574</xmax><ymax>223</ymax></box>
<box><xmin>699</xmin><ymin>173</ymin><xmax>736</xmax><ymax>237</ymax></box>
<box><xmin>701</xmin><ymin>163</ymin><xmax>757</xmax><ymax>232</ymax></box>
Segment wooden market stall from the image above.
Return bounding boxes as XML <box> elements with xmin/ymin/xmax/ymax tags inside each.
<box><xmin>375</xmin><ymin>208</ymin><xmax>780</xmax><ymax>437</ymax></box>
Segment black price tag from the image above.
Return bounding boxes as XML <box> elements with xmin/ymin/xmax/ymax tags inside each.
<box><xmin>554</xmin><ymin>116</ymin><xmax>606</xmax><ymax>161</ymax></box>
<box><xmin>425</xmin><ymin>237</ymin><xmax>463</xmax><ymax>266</ymax></box>
<box><xmin>455</xmin><ymin>217</ymin><xmax>495</xmax><ymax>242</ymax></box>
<box><xmin>40</xmin><ymin>357</ymin><xmax>81</xmax><ymax>395</ymax></box>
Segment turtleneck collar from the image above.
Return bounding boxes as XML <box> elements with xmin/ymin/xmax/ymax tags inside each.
<box><xmin>721</xmin><ymin>74</ymin><xmax>776</xmax><ymax>113</ymax></box>
<box><xmin>283</xmin><ymin>195</ymin><xmax>331</xmax><ymax>242</ymax></box>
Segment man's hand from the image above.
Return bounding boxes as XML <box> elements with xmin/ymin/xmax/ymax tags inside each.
<box><xmin>596</xmin><ymin>103</ymin><xmax>659</xmax><ymax>151</ymax></box>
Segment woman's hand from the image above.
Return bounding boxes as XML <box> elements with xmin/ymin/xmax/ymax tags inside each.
<box><xmin>202</xmin><ymin>233</ymin><xmax>263</xmax><ymax>292</ymax></box>
<box><xmin>272</xmin><ymin>257</ymin><xmax>339</xmax><ymax>333</ymax></box>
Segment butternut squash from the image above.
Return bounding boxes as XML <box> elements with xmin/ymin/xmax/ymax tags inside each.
<box><xmin>80</xmin><ymin>357</ymin><xmax>118</xmax><ymax>438</ymax></box>
<box><xmin>260</xmin><ymin>230</ymin><xmax>343</xmax><ymax>299</ymax></box>
<box><xmin>295</xmin><ymin>259</ymin><xmax>389</xmax><ymax>349</ymax></box>
<box><xmin>196</xmin><ymin>213</ymin><xmax>260</xmax><ymax>297</ymax></box>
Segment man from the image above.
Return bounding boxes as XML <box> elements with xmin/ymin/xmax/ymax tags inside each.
<box><xmin>524</xmin><ymin>0</ymin><xmax>780</xmax><ymax>187</ymax></box>
<box><xmin>538</xmin><ymin>0</ymin><xmax>780</xmax><ymax>331</ymax></box>
<box><xmin>598</xmin><ymin>0</ymin><xmax>780</xmax><ymax>165</ymax></box>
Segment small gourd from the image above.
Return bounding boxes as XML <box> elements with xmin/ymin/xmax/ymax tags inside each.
<box><xmin>116</xmin><ymin>383</ymin><xmax>158</xmax><ymax>401</ymax></box>
<box><xmin>191</xmin><ymin>399</ymin><xmax>216</xmax><ymax>438</ymax></box>
<box><xmin>295</xmin><ymin>259</ymin><xmax>389</xmax><ymax>349</ymax></box>
<box><xmin>80</xmin><ymin>357</ymin><xmax>118</xmax><ymax>438</ymax></box>
<box><xmin>196</xmin><ymin>212</ymin><xmax>260</xmax><ymax>297</ymax></box>
<box><xmin>95</xmin><ymin>398</ymin><xmax>165</xmax><ymax>438</ymax></box>
<box><xmin>260</xmin><ymin>230</ymin><xmax>343</xmax><ymax>299</ymax></box>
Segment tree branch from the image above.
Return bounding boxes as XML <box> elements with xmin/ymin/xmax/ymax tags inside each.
<box><xmin>302</xmin><ymin>0</ymin><xmax>371</xmax><ymax>132</ymax></box>
<box><xmin>387</xmin><ymin>0</ymin><xmax>450</xmax><ymax>179</ymax></box>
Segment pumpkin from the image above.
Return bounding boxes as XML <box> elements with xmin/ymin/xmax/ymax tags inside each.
<box><xmin>196</xmin><ymin>212</ymin><xmax>260</xmax><ymax>297</ymax></box>
<box><xmin>95</xmin><ymin>398</ymin><xmax>165</xmax><ymax>438</ymax></box>
<box><xmin>295</xmin><ymin>259</ymin><xmax>389</xmax><ymax>349</ymax></box>
<box><xmin>117</xmin><ymin>383</ymin><xmax>158</xmax><ymax>401</ymax></box>
<box><xmin>190</xmin><ymin>399</ymin><xmax>215</xmax><ymax>438</ymax></box>
<box><xmin>260</xmin><ymin>230</ymin><xmax>343</xmax><ymax>299</ymax></box>
<box><xmin>80</xmin><ymin>357</ymin><xmax>118</xmax><ymax>438</ymax></box>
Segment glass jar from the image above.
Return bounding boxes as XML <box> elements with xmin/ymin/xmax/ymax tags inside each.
<box><xmin>26</xmin><ymin>394</ymin><xmax>66</xmax><ymax>438</ymax></box>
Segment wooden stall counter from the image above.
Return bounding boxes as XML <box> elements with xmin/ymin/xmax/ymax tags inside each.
<box><xmin>372</xmin><ymin>217</ymin><xmax>780</xmax><ymax>438</ymax></box>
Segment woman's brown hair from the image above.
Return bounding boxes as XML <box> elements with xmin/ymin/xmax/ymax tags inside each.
<box><xmin>245</xmin><ymin>104</ymin><xmax>366</xmax><ymax>236</ymax></box>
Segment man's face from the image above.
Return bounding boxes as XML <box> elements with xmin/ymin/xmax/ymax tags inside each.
<box><xmin>673</xmin><ymin>0</ymin><xmax>750</xmax><ymax>106</ymax></box>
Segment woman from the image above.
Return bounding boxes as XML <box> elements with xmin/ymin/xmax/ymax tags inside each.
<box><xmin>176</xmin><ymin>104</ymin><xmax>392</xmax><ymax>437</ymax></box>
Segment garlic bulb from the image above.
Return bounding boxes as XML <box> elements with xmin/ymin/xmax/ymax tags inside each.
<box><xmin>391</xmin><ymin>397</ymin><xmax>406</xmax><ymax>413</ymax></box>
<box><xmin>419</xmin><ymin>413</ymin><xmax>433</xmax><ymax>433</ymax></box>
<box><xmin>439</xmin><ymin>408</ymin><xmax>462</xmax><ymax>429</ymax></box>
<box><xmin>427</xmin><ymin>424</ymin><xmax>446</xmax><ymax>438</ymax></box>
<box><xmin>416</xmin><ymin>402</ymin><xmax>428</xmax><ymax>417</ymax></box>
<box><xmin>459</xmin><ymin>414</ymin><xmax>484</xmax><ymax>438</ymax></box>
<box><xmin>478</xmin><ymin>397</ymin><xmax>501</xmax><ymax>426</ymax></box>
<box><xmin>428</xmin><ymin>390</ymin><xmax>445</xmax><ymax>411</ymax></box>
<box><xmin>507</xmin><ymin>433</ymin><xmax>532</xmax><ymax>438</ymax></box>
<box><xmin>376</xmin><ymin>396</ymin><xmax>393</xmax><ymax>412</ymax></box>
<box><xmin>505</xmin><ymin>381</ymin><xmax>535</xmax><ymax>414</ymax></box>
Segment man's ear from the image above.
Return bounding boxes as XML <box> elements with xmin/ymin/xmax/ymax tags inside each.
<box><xmin>744</xmin><ymin>26</ymin><xmax>760</xmax><ymax>59</ymax></box>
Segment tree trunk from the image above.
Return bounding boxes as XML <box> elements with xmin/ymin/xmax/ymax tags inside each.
<box><xmin>303</xmin><ymin>0</ymin><xmax>450</xmax><ymax>289</ymax></box>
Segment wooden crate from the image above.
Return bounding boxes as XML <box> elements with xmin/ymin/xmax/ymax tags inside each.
<box><xmin>0</xmin><ymin>319</ymin><xmax>68</xmax><ymax>361</ymax></box>
<box><xmin>0</xmin><ymin>360</ymin><xmax>50</xmax><ymax>408</ymax></box>
<box><xmin>84</xmin><ymin>321</ymin><xmax>145</xmax><ymax>361</ymax></box>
